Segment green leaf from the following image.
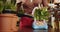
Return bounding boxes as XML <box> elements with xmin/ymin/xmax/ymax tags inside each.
<box><xmin>34</xmin><ymin>7</ymin><xmax>50</xmax><ymax>20</ymax></box>
<box><xmin>0</xmin><ymin>1</ymin><xmax>4</xmax><ymax>13</ymax></box>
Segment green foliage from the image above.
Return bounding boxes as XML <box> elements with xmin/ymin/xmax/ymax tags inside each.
<box><xmin>18</xmin><ymin>5</ymin><xmax>24</xmax><ymax>14</ymax></box>
<box><xmin>10</xmin><ymin>3</ymin><xmax>17</xmax><ymax>11</ymax></box>
<box><xmin>0</xmin><ymin>0</ymin><xmax>17</xmax><ymax>14</ymax></box>
<box><xmin>4</xmin><ymin>1</ymin><xmax>16</xmax><ymax>11</ymax></box>
<box><xmin>18</xmin><ymin>7</ymin><xmax>24</xmax><ymax>14</ymax></box>
<box><xmin>11</xmin><ymin>0</ymin><xmax>16</xmax><ymax>5</ymax></box>
<box><xmin>34</xmin><ymin>7</ymin><xmax>50</xmax><ymax>21</ymax></box>
<box><xmin>0</xmin><ymin>1</ymin><xmax>4</xmax><ymax>13</ymax></box>
<box><xmin>4</xmin><ymin>2</ymin><xmax>11</xmax><ymax>9</ymax></box>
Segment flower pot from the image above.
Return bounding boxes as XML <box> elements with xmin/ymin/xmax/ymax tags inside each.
<box><xmin>32</xmin><ymin>19</ymin><xmax>48</xmax><ymax>30</ymax></box>
<box><xmin>0</xmin><ymin>14</ymin><xmax>18</xmax><ymax>32</ymax></box>
<box><xmin>2</xmin><ymin>9</ymin><xmax>16</xmax><ymax>14</ymax></box>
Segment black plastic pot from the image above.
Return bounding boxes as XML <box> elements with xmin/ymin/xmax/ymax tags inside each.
<box><xmin>2</xmin><ymin>9</ymin><xmax>17</xmax><ymax>14</ymax></box>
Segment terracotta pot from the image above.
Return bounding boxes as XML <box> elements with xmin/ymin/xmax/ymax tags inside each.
<box><xmin>0</xmin><ymin>14</ymin><xmax>18</xmax><ymax>32</ymax></box>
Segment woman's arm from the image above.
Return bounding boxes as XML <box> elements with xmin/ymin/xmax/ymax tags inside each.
<box><xmin>42</xmin><ymin>0</ymin><xmax>48</xmax><ymax>7</ymax></box>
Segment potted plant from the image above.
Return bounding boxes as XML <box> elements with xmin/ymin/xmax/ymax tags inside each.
<box><xmin>32</xmin><ymin>7</ymin><xmax>50</xmax><ymax>30</ymax></box>
<box><xmin>0</xmin><ymin>1</ymin><xmax>18</xmax><ymax>32</ymax></box>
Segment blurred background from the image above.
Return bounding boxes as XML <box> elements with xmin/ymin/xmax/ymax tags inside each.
<box><xmin>0</xmin><ymin>0</ymin><xmax>60</xmax><ymax>32</ymax></box>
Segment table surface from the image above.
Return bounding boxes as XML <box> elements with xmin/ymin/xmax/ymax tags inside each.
<box><xmin>19</xmin><ymin>28</ymin><xmax>60</xmax><ymax>32</ymax></box>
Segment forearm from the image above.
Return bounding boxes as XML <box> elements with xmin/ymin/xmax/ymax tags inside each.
<box><xmin>42</xmin><ymin>0</ymin><xmax>48</xmax><ymax>7</ymax></box>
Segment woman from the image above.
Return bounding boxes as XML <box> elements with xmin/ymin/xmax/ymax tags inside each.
<box><xmin>16</xmin><ymin>0</ymin><xmax>48</xmax><ymax>29</ymax></box>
